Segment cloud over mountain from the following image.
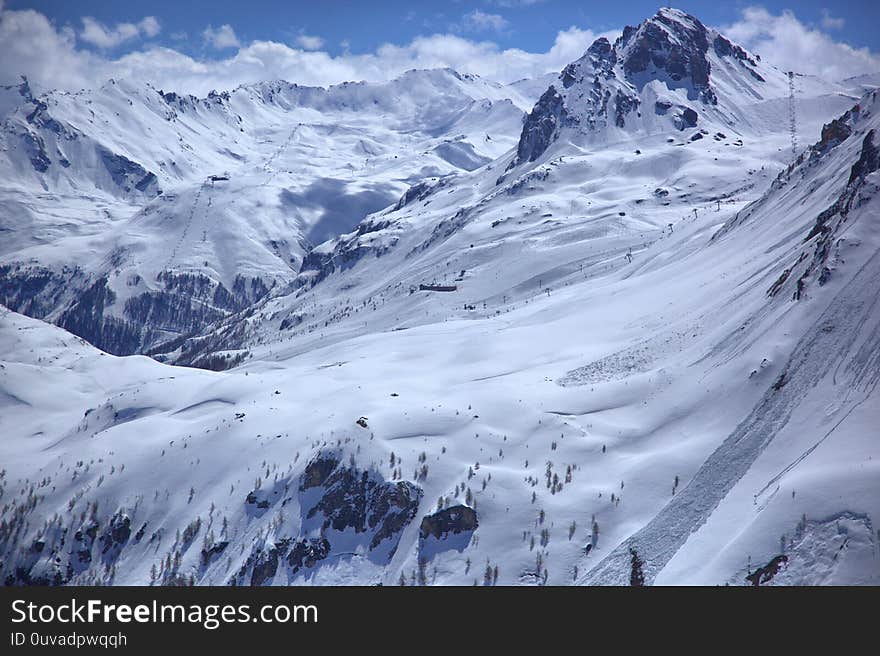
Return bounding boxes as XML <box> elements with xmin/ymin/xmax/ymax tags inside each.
<box><xmin>0</xmin><ymin>4</ymin><xmax>877</xmax><ymax>95</ymax></box>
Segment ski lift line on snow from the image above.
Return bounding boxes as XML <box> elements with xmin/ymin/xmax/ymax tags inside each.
<box><xmin>788</xmin><ymin>71</ymin><xmax>799</xmax><ymax>161</ymax></box>
<box><xmin>162</xmin><ymin>182</ymin><xmax>208</xmax><ymax>273</ymax></box>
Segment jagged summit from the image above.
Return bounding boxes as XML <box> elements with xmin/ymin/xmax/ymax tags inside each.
<box><xmin>510</xmin><ymin>7</ymin><xmax>776</xmax><ymax>167</ymax></box>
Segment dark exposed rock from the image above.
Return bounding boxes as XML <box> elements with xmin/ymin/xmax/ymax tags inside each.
<box><xmin>848</xmin><ymin>129</ymin><xmax>879</xmax><ymax>185</ymax></box>
<box><xmin>712</xmin><ymin>35</ymin><xmax>764</xmax><ymax>81</ymax></box>
<box><xmin>300</xmin><ymin>454</ymin><xmax>423</xmax><ymax>553</ymax></box>
<box><xmin>100</xmin><ymin>512</ymin><xmax>131</xmax><ymax>555</ymax></box>
<box><xmin>588</xmin><ymin>36</ymin><xmax>613</xmax><ymax>58</ymax></box>
<box><xmin>298</xmin><ymin>218</ymin><xmax>394</xmax><ymax>288</ymax></box>
<box><xmin>419</xmin><ymin>505</ymin><xmax>478</xmax><ymax>540</ymax></box>
<box><xmin>21</xmin><ymin>131</ymin><xmax>51</xmax><ymax>172</ymax></box>
<box><xmin>511</xmin><ymin>9</ymin><xmax>763</xmax><ymax>167</ymax></box>
<box><xmin>510</xmin><ymin>86</ymin><xmax>567</xmax><ymax>167</ymax></box>
<box><xmin>201</xmin><ymin>540</ymin><xmax>229</xmax><ymax>566</ymax></box>
<box><xmin>614</xmin><ymin>89</ymin><xmax>640</xmax><ymax>128</ymax></box>
<box><xmin>300</xmin><ymin>455</ymin><xmax>340</xmax><ymax>490</ymax></box>
<box><xmin>619</xmin><ymin>9</ymin><xmax>716</xmax><ymax>104</ymax></box>
<box><xmin>245</xmin><ymin>491</ymin><xmax>270</xmax><ymax>509</ymax></box>
<box><xmin>654</xmin><ymin>100</ymin><xmax>673</xmax><ymax>115</ymax></box>
<box><xmin>249</xmin><ymin>546</ymin><xmax>280</xmax><ymax>586</ymax></box>
<box><xmin>287</xmin><ymin>537</ymin><xmax>331</xmax><ymax>573</ymax></box>
<box><xmin>71</xmin><ymin>518</ymin><xmax>99</xmax><ymax>566</ymax></box>
<box><xmin>562</xmin><ymin>37</ymin><xmax>615</xmax><ymax>88</ymax></box>
<box><xmin>746</xmin><ymin>554</ymin><xmax>788</xmax><ymax>585</ymax></box>
<box><xmin>97</xmin><ymin>147</ymin><xmax>159</xmax><ymax>195</ymax></box>
<box><xmin>814</xmin><ymin>111</ymin><xmax>856</xmax><ymax>156</ymax></box>
<box><xmin>393</xmin><ymin>177</ymin><xmax>449</xmax><ymax>211</ymax></box>
<box><xmin>786</xmin><ymin>123</ymin><xmax>880</xmax><ymax>299</ymax></box>
<box><xmin>227</xmin><ymin>457</ymin><xmax>422</xmax><ymax>584</ymax></box>
<box><xmin>680</xmin><ymin>107</ymin><xmax>698</xmax><ymax>128</ymax></box>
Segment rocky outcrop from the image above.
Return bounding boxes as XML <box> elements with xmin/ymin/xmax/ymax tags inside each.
<box><xmin>618</xmin><ymin>8</ymin><xmax>715</xmax><ymax>104</ymax></box>
<box><xmin>21</xmin><ymin>131</ymin><xmax>51</xmax><ymax>172</ymax></box>
<box><xmin>228</xmin><ymin>455</ymin><xmax>423</xmax><ymax>585</ymax></box>
<box><xmin>393</xmin><ymin>176</ymin><xmax>450</xmax><ymax>211</ymax></box>
<box><xmin>712</xmin><ymin>34</ymin><xmax>764</xmax><ymax>81</ymax></box>
<box><xmin>509</xmin><ymin>86</ymin><xmax>567</xmax><ymax>167</ymax></box>
<box><xmin>99</xmin><ymin>512</ymin><xmax>132</xmax><ymax>558</ymax></box>
<box><xmin>795</xmin><ymin>127</ymin><xmax>879</xmax><ymax>295</ymax></box>
<box><xmin>287</xmin><ymin>537</ymin><xmax>331</xmax><ymax>574</ymax></box>
<box><xmin>96</xmin><ymin>147</ymin><xmax>159</xmax><ymax>194</ymax></box>
<box><xmin>814</xmin><ymin>106</ymin><xmax>858</xmax><ymax>157</ymax></box>
<box><xmin>746</xmin><ymin>555</ymin><xmax>788</xmax><ymax>585</ymax></box>
<box><xmin>419</xmin><ymin>505</ymin><xmax>478</xmax><ymax>540</ymax></box>
<box><xmin>847</xmin><ymin>128</ymin><xmax>879</xmax><ymax>185</ymax></box>
<box><xmin>300</xmin><ymin>454</ymin><xmax>423</xmax><ymax>552</ymax></box>
<box><xmin>297</xmin><ymin>215</ymin><xmax>398</xmax><ymax>289</ymax></box>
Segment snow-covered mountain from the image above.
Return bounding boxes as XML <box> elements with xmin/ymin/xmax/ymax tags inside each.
<box><xmin>1</xmin><ymin>8</ymin><xmax>878</xmax><ymax>586</ymax></box>
<box><xmin>0</xmin><ymin>68</ymin><xmax>532</xmax><ymax>361</ymax></box>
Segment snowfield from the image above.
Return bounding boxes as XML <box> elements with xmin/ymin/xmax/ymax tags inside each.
<box><xmin>0</xmin><ymin>8</ymin><xmax>878</xmax><ymax>586</ymax></box>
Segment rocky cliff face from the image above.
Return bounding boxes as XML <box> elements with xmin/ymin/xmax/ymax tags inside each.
<box><xmin>510</xmin><ymin>7</ymin><xmax>770</xmax><ymax>167</ymax></box>
<box><xmin>510</xmin><ymin>87</ymin><xmax>569</xmax><ymax>167</ymax></box>
<box><xmin>617</xmin><ymin>8</ymin><xmax>716</xmax><ymax>103</ymax></box>
<box><xmin>229</xmin><ymin>454</ymin><xmax>424</xmax><ymax>585</ymax></box>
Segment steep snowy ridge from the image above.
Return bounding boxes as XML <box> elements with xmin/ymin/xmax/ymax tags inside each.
<box><xmin>581</xmin><ymin>89</ymin><xmax>880</xmax><ymax>584</ymax></box>
<box><xmin>1</xmin><ymin>8</ymin><xmax>878</xmax><ymax>587</ymax></box>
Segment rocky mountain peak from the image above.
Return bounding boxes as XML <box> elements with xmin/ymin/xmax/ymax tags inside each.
<box><xmin>616</xmin><ymin>7</ymin><xmax>715</xmax><ymax>104</ymax></box>
<box><xmin>510</xmin><ymin>7</ymin><xmax>769</xmax><ymax>168</ymax></box>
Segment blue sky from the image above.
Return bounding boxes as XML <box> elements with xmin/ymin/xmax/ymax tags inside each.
<box><xmin>10</xmin><ymin>1</ymin><xmax>878</xmax><ymax>56</ymax></box>
<box><xmin>1</xmin><ymin>1</ymin><xmax>878</xmax><ymax>93</ymax></box>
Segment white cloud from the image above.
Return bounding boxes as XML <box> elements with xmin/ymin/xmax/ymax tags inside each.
<box><xmin>1</xmin><ymin>8</ymin><xmax>97</xmax><ymax>90</ymax></box>
<box><xmin>140</xmin><ymin>16</ymin><xmax>161</xmax><ymax>38</ymax></box>
<box><xmin>202</xmin><ymin>24</ymin><xmax>240</xmax><ymax>50</ymax></box>
<box><xmin>820</xmin><ymin>9</ymin><xmax>844</xmax><ymax>31</ymax></box>
<box><xmin>720</xmin><ymin>6</ymin><xmax>879</xmax><ymax>81</ymax></box>
<box><xmin>79</xmin><ymin>16</ymin><xmax>161</xmax><ymax>49</ymax></box>
<box><xmin>461</xmin><ymin>10</ymin><xmax>510</xmax><ymax>34</ymax></box>
<box><xmin>0</xmin><ymin>3</ymin><xmax>610</xmax><ymax>94</ymax></box>
<box><xmin>295</xmin><ymin>34</ymin><xmax>324</xmax><ymax>50</ymax></box>
<box><xmin>5</xmin><ymin>4</ymin><xmax>875</xmax><ymax>99</ymax></box>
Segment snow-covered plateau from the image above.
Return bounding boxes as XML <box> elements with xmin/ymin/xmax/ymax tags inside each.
<box><xmin>1</xmin><ymin>7</ymin><xmax>878</xmax><ymax>586</ymax></box>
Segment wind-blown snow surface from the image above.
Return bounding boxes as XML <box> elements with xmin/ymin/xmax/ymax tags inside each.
<box><xmin>1</xmin><ymin>8</ymin><xmax>878</xmax><ymax>586</ymax></box>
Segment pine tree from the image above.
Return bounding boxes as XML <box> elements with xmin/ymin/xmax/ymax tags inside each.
<box><xmin>629</xmin><ymin>547</ymin><xmax>645</xmax><ymax>586</ymax></box>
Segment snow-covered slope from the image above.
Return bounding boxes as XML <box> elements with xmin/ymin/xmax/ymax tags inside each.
<box><xmin>1</xmin><ymin>8</ymin><xmax>878</xmax><ymax>587</ymax></box>
<box><xmin>169</xmin><ymin>9</ymin><xmax>860</xmax><ymax>369</ymax></box>
<box><xmin>0</xmin><ymin>69</ymin><xmax>532</xmax><ymax>360</ymax></box>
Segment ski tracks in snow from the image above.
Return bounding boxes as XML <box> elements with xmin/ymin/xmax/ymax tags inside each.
<box><xmin>580</xmin><ymin>248</ymin><xmax>880</xmax><ymax>585</ymax></box>
<box><xmin>162</xmin><ymin>183</ymin><xmax>205</xmax><ymax>273</ymax></box>
<box><xmin>261</xmin><ymin>124</ymin><xmax>300</xmax><ymax>187</ymax></box>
